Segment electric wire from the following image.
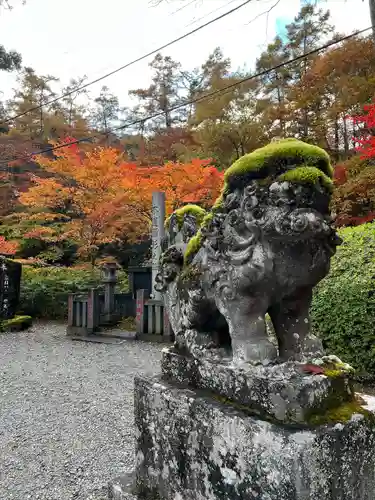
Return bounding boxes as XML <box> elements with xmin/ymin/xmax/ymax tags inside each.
<box><xmin>0</xmin><ymin>25</ymin><xmax>371</xmax><ymax>168</ymax></box>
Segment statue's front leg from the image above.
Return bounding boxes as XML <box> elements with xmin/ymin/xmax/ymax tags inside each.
<box><xmin>268</xmin><ymin>287</ymin><xmax>323</xmax><ymax>361</ymax></box>
<box><xmin>215</xmin><ymin>295</ymin><xmax>278</xmax><ymax>365</ymax></box>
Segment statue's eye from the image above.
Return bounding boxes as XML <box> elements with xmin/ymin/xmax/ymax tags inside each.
<box><xmin>244</xmin><ymin>195</ymin><xmax>258</xmax><ymax>211</ymax></box>
<box><xmin>252</xmin><ymin>208</ymin><xmax>263</xmax><ymax>219</ymax></box>
<box><xmin>227</xmin><ymin>209</ymin><xmax>240</xmax><ymax>225</ymax></box>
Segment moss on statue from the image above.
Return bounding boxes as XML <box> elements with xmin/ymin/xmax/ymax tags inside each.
<box><xmin>164</xmin><ymin>204</ymin><xmax>206</xmax><ymax>230</ymax></box>
<box><xmin>201</xmin><ymin>212</ymin><xmax>214</xmax><ymax>228</ymax></box>
<box><xmin>184</xmin><ymin>231</ymin><xmax>202</xmax><ymax>264</ymax></box>
<box><xmin>278</xmin><ymin>166</ymin><xmax>333</xmax><ymax>192</ymax></box>
<box><xmin>223</xmin><ymin>138</ymin><xmax>333</xmax><ymax>189</ymax></box>
<box><xmin>183</xmin><ymin>213</ymin><xmax>215</xmax><ymax>264</ymax></box>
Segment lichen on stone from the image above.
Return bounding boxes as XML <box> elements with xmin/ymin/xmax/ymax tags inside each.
<box><xmin>180</xmin><ymin>264</ymin><xmax>202</xmax><ymax>283</ymax></box>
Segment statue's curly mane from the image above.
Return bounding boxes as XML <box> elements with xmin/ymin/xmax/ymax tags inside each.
<box><xmin>183</xmin><ymin>139</ymin><xmax>335</xmax><ymax>265</ymax></box>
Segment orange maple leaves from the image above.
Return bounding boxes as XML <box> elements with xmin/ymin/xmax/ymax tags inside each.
<box><xmin>0</xmin><ymin>236</ymin><xmax>19</xmax><ymax>256</ymax></box>
<box><xmin>19</xmin><ymin>140</ymin><xmax>224</xmax><ymax>262</ymax></box>
<box><xmin>151</xmin><ymin>159</ymin><xmax>223</xmax><ymax>213</ymax></box>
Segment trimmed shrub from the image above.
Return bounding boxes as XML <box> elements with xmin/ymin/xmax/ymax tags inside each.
<box><xmin>311</xmin><ymin>222</ymin><xmax>375</xmax><ymax>377</ymax></box>
<box><xmin>19</xmin><ymin>265</ymin><xmax>129</xmax><ymax>320</ymax></box>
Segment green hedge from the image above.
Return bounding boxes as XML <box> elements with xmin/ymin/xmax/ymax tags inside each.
<box><xmin>311</xmin><ymin>222</ymin><xmax>375</xmax><ymax>377</ymax></box>
<box><xmin>0</xmin><ymin>315</ymin><xmax>33</xmax><ymax>332</ymax></box>
<box><xmin>19</xmin><ymin>265</ymin><xmax>129</xmax><ymax>320</ymax></box>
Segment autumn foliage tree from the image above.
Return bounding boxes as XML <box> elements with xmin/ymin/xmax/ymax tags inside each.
<box><xmin>19</xmin><ymin>142</ymin><xmax>147</xmax><ymax>264</ymax></box>
<box><xmin>332</xmin><ymin>101</ymin><xmax>375</xmax><ymax>226</ymax></box>
<box><xmin>17</xmin><ymin>140</ymin><xmax>223</xmax><ymax>264</ymax></box>
<box><xmin>151</xmin><ymin>158</ymin><xmax>223</xmax><ymax>212</ymax></box>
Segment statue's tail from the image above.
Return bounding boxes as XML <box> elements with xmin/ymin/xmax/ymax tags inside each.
<box><xmin>164</xmin><ymin>204</ymin><xmax>207</xmax><ymax>248</ymax></box>
<box><xmin>155</xmin><ymin>205</ymin><xmax>207</xmax><ymax>292</ymax></box>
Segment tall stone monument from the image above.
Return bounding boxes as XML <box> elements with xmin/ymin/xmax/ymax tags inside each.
<box><xmin>0</xmin><ymin>256</ymin><xmax>22</xmax><ymax>320</ymax></box>
<box><xmin>110</xmin><ymin>139</ymin><xmax>375</xmax><ymax>500</ymax></box>
<box><xmin>151</xmin><ymin>191</ymin><xmax>165</xmax><ymax>300</ymax></box>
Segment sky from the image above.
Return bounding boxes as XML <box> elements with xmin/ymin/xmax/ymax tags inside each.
<box><xmin>0</xmin><ymin>0</ymin><xmax>371</xmax><ymax>110</ymax></box>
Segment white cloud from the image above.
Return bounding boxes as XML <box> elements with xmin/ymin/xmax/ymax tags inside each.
<box><xmin>0</xmin><ymin>0</ymin><xmax>371</xmax><ymax>109</ymax></box>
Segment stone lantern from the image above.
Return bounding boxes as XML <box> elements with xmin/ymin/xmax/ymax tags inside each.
<box><xmin>101</xmin><ymin>262</ymin><xmax>118</xmax><ymax>284</ymax></box>
<box><xmin>100</xmin><ymin>262</ymin><xmax>119</xmax><ymax>323</ymax></box>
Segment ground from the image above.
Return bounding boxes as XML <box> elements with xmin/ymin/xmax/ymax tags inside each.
<box><xmin>0</xmin><ymin>322</ymin><xmax>162</xmax><ymax>500</ymax></box>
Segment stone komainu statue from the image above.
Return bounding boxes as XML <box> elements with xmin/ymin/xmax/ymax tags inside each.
<box><xmin>155</xmin><ymin>139</ymin><xmax>342</xmax><ymax>365</ymax></box>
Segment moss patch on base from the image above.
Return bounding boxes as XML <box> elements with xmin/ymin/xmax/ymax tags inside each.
<box><xmin>311</xmin><ymin>355</ymin><xmax>355</xmax><ymax>378</ymax></box>
<box><xmin>0</xmin><ymin>315</ymin><xmax>32</xmax><ymax>332</ymax></box>
<box><xmin>307</xmin><ymin>397</ymin><xmax>375</xmax><ymax>427</ymax></box>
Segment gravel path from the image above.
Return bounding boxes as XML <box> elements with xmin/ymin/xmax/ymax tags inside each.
<box><xmin>0</xmin><ymin>322</ymin><xmax>162</xmax><ymax>500</ymax></box>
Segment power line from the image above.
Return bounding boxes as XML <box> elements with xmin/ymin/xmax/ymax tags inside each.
<box><xmin>1</xmin><ymin>25</ymin><xmax>371</xmax><ymax>168</ymax></box>
<box><xmin>1</xmin><ymin>0</ymin><xmax>254</xmax><ymax>126</ymax></box>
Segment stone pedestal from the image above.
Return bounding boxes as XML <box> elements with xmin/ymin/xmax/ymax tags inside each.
<box><xmin>161</xmin><ymin>347</ymin><xmax>354</xmax><ymax>425</ymax></box>
<box><xmin>110</xmin><ymin>349</ymin><xmax>375</xmax><ymax>500</ymax></box>
<box><xmin>127</xmin><ymin>376</ymin><xmax>375</xmax><ymax>500</ymax></box>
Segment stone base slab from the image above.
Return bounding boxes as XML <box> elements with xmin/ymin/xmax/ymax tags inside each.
<box><xmin>161</xmin><ymin>347</ymin><xmax>354</xmax><ymax>425</ymax></box>
<box><xmin>132</xmin><ymin>375</ymin><xmax>375</xmax><ymax>500</ymax></box>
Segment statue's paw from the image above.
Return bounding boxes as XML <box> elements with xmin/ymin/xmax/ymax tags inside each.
<box><xmin>232</xmin><ymin>339</ymin><xmax>278</xmax><ymax>367</ymax></box>
<box><xmin>302</xmin><ymin>334</ymin><xmax>324</xmax><ymax>359</ymax></box>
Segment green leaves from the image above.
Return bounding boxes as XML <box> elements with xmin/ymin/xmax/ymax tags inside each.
<box><xmin>18</xmin><ymin>265</ymin><xmax>129</xmax><ymax>319</ymax></box>
<box><xmin>311</xmin><ymin>222</ymin><xmax>375</xmax><ymax>377</ymax></box>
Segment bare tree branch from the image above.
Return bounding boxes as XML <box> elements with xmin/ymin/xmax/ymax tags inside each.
<box><xmin>245</xmin><ymin>0</ymin><xmax>281</xmax><ymax>27</ymax></box>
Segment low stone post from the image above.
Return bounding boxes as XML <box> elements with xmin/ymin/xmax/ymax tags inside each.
<box><xmin>87</xmin><ymin>288</ymin><xmax>98</xmax><ymax>334</ymax></box>
<box><xmin>136</xmin><ymin>289</ymin><xmax>148</xmax><ymax>334</ymax></box>
<box><xmin>67</xmin><ymin>294</ymin><xmax>74</xmax><ymax>329</ymax></box>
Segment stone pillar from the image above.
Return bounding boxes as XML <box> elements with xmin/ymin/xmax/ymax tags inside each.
<box><xmin>151</xmin><ymin>191</ymin><xmax>165</xmax><ymax>301</ymax></box>
<box><xmin>67</xmin><ymin>294</ymin><xmax>74</xmax><ymax>327</ymax></box>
